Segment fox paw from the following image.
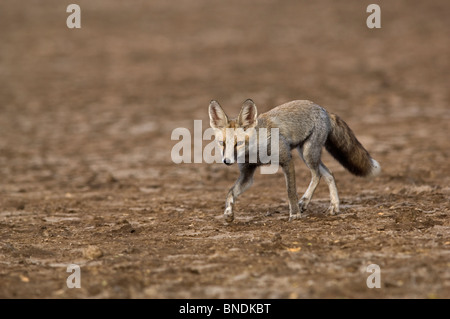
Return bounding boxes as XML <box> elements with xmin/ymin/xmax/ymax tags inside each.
<box><xmin>325</xmin><ymin>205</ymin><xmax>339</xmax><ymax>216</ymax></box>
<box><xmin>298</xmin><ymin>199</ymin><xmax>309</xmax><ymax>213</ymax></box>
<box><xmin>288</xmin><ymin>213</ymin><xmax>302</xmax><ymax>222</ymax></box>
<box><xmin>224</xmin><ymin>208</ymin><xmax>234</xmax><ymax>223</ymax></box>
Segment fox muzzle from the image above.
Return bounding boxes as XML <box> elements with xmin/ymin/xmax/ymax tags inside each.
<box><xmin>223</xmin><ymin>158</ymin><xmax>233</xmax><ymax>165</ymax></box>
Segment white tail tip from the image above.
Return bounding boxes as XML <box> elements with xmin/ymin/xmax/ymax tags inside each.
<box><xmin>370</xmin><ymin>159</ymin><xmax>381</xmax><ymax>177</ymax></box>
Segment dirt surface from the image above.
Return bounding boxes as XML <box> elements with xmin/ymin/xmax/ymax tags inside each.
<box><xmin>0</xmin><ymin>0</ymin><xmax>449</xmax><ymax>298</ymax></box>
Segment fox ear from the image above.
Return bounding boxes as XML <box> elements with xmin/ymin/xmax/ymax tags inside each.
<box><xmin>209</xmin><ymin>100</ymin><xmax>228</xmax><ymax>128</ymax></box>
<box><xmin>238</xmin><ymin>99</ymin><xmax>258</xmax><ymax>129</ymax></box>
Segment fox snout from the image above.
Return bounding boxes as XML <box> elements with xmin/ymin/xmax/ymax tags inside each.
<box><xmin>222</xmin><ymin>143</ymin><xmax>237</xmax><ymax>165</ymax></box>
<box><xmin>222</xmin><ymin>158</ymin><xmax>233</xmax><ymax>165</ymax></box>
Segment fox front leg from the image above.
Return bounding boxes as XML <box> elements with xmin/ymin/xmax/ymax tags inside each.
<box><xmin>223</xmin><ymin>164</ymin><xmax>256</xmax><ymax>223</ymax></box>
<box><xmin>224</xmin><ymin>193</ymin><xmax>235</xmax><ymax>223</ymax></box>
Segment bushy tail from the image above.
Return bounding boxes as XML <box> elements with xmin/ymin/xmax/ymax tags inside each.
<box><xmin>325</xmin><ymin>114</ymin><xmax>381</xmax><ymax>177</ymax></box>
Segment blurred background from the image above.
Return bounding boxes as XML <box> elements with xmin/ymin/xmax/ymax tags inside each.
<box><xmin>0</xmin><ymin>0</ymin><xmax>449</xmax><ymax>298</ymax></box>
<box><xmin>1</xmin><ymin>0</ymin><xmax>448</xmax><ymax>174</ymax></box>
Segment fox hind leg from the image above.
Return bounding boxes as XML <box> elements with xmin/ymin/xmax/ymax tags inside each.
<box><xmin>298</xmin><ymin>138</ymin><xmax>341</xmax><ymax>215</ymax></box>
<box><xmin>297</xmin><ymin>136</ymin><xmax>325</xmax><ymax>213</ymax></box>
<box><xmin>319</xmin><ymin>162</ymin><xmax>340</xmax><ymax>215</ymax></box>
<box><xmin>298</xmin><ymin>168</ymin><xmax>321</xmax><ymax>213</ymax></box>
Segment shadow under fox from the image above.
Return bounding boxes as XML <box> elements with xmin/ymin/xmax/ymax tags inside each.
<box><xmin>209</xmin><ymin>99</ymin><xmax>380</xmax><ymax>222</ymax></box>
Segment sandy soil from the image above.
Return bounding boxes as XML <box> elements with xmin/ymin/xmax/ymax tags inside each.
<box><xmin>0</xmin><ymin>0</ymin><xmax>449</xmax><ymax>298</ymax></box>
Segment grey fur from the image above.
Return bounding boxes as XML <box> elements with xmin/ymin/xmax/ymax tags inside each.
<box><xmin>209</xmin><ymin>100</ymin><xmax>380</xmax><ymax>222</ymax></box>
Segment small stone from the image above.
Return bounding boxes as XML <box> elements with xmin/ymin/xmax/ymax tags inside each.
<box><xmin>271</xmin><ymin>232</ymin><xmax>282</xmax><ymax>243</ymax></box>
<box><xmin>83</xmin><ymin>245</ymin><xmax>103</xmax><ymax>259</ymax></box>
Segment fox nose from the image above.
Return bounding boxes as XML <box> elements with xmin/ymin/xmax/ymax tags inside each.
<box><xmin>223</xmin><ymin>158</ymin><xmax>232</xmax><ymax>165</ymax></box>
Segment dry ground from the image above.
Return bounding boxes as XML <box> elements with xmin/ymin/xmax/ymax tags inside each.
<box><xmin>0</xmin><ymin>0</ymin><xmax>449</xmax><ymax>298</ymax></box>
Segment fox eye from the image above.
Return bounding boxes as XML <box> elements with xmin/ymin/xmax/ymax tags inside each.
<box><xmin>236</xmin><ymin>141</ymin><xmax>244</xmax><ymax>146</ymax></box>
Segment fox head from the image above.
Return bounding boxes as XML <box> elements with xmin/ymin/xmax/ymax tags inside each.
<box><xmin>208</xmin><ymin>99</ymin><xmax>258</xmax><ymax>165</ymax></box>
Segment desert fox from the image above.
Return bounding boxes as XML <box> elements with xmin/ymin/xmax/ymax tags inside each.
<box><xmin>208</xmin><ymin>99</ymin><xmax>380</xmax><ymax>222</ymax></box>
